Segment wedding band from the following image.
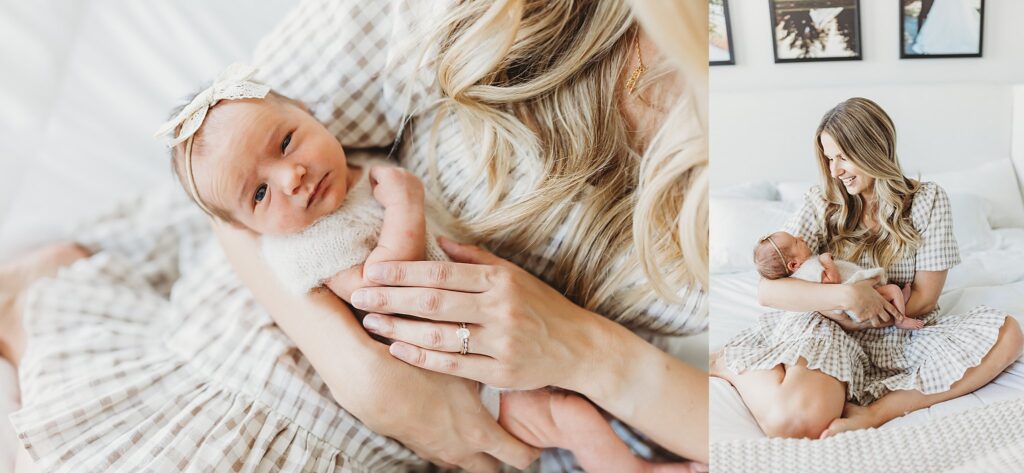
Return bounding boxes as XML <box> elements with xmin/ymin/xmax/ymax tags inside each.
<box><xmin>456</xmin><ymin>323</ymin><xmax>470</xmax><ymax>355</ymax></box>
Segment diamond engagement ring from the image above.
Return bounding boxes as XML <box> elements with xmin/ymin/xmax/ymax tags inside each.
<box><xmin>456</xmin><ymin>323</ymin><xmax>470</xmax><ymax>355</ymax></box>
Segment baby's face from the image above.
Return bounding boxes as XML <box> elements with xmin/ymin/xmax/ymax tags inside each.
<box><xmin>776</xmin><ymin>232</ymin><xmax>812</xmax><ymax>265</ymax></box>
<box><xmin>191</xmin><ymin>98</ymin><xmax>355</xmax><ymax>235</ymax></box>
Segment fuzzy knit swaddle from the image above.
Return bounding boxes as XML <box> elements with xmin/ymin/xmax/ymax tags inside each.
<box><xmin>791</xmin><ymin>256</ymin><xmax>886</xmax><ymax>323</ymax></box>
<box><xmin>261</xmin><ymin>159</ymin><xmax>449</xmax><ymax>295</ymax></box>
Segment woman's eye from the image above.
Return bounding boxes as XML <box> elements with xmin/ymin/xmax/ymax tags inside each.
<box><xmin>281</xmin><ymin>132</ymin><xmax>292</xmax><ymax>154</ymax></box>
<box><xmin>254</xmin><ymin>184</ymin><xmax>268</xmax><ymax>203</ymax></box>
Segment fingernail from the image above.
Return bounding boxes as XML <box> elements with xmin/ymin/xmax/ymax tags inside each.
<box><xmin>362</xmin><ymin>314</ymin><xmax>382</xmax><ymax>332</ymax></box>
<box><xmin>390</xmin><ymin>343</ymin><xmax>414</xmax><ymax>361</ymax></box>
<box><xmin>351</xmin><ymin>290</ymin><xmax>369</xmax><ymax>307</ymax></box>
<box><xmin>364</xmin><ymin>264</ymin><xmax>386</xmax><ymax>281</ymax></box>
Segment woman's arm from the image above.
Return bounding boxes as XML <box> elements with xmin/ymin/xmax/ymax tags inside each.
<box><xmin>354</xmin><ymin>238</ymin><xmax>708</xmax><ymax>462</ymax></box>
<box><xmin>904</xmin><ymin>270</ymin><xmax>947</xmax><ymax>318</ymax></box>
<box><xmin>758</xmin><ymin>277</ymin><xmax>899</xmax><ymax>325</ymax></box>
<box><xmin>212</xmin><ymin>222</ymin><xmax>537</xmax><ymax>472</ymax></box>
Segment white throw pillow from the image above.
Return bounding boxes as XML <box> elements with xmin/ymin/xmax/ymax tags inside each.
<box><xmin>925</xmin><ymin>159</ymin><xmax>1024</xmax><ymax>229</ymax></box>
<box><xmin>710</xmin><ymin>198</ymin><xmax>796</xmax><ymax>274</ymax></box>
<box><xmin>947</xmin><ymin>192</ymin><xmax>998</xmax><ymax>253</ymax></box>
<box><xmin>776</xmin><ymin>180</ymin><xmax>815</xmax><ymax>203</ymax></box>
<box><xmin>711</xmin><ymin>181</ymin><xmax>779</xmax><ymax>201</ymax></box>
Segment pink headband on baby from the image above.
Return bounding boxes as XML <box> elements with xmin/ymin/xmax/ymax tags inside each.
<box><xmin>153</xmin><ymin>63</ymin><xmax>271</xmax><ymax>218</ymax></box>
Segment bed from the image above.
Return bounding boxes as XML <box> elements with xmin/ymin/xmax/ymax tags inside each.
<box><xmin>708</xmin><ymin>177</ymin><xmax>1024</xmax><ymax>471</ymax></box>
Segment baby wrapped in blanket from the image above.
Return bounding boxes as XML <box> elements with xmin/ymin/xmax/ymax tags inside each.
<box><xmin>754</xmin><ymin>231</ymin><xmax>923</xmax><ymax>329</ymax></box>
<box><xmin>154</xmin><ymin>63</ymin><xmax>685</xmax><ymax>472</ymax></box>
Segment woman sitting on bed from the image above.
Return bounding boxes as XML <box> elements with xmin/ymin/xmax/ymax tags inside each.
<box><xmin>712</xmin><ymin>97</ymin><xmax>1023</xmax><ymax>439</ymax></box>
<box><xmin>0</xmin><ymin>1</ymin><xmax>709</xmax><ymax>472</ymax></box>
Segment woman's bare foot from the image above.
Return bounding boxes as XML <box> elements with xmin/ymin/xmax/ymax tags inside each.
<box><xmin>0</xmin><ymin>243</ymin><xmax>90</xmax><ymax>365</ymax></box>
<box><xmin>819</xmin><ymin>402</ymin><xmax>880</xmax><ymax>439</ymax></box>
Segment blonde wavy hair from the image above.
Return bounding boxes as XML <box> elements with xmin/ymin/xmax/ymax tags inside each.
<box><xmin>400</xmin><ymin>0</ymin><xmax>707</xmax><ymax>316</ymax></box>
<box><xmin>815</xmin><ymin>97</ymin><xmax>922</xmax><ymax>269</ymax></box>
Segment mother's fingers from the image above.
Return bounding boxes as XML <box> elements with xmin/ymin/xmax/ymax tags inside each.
<box><xmin>364</xmin><ymin>261</ymin><xmax>494</xmax><ymax>292</ymax></box>
<box><xmin>364</xmin><ymin>314</ymin><xmax>485</xmax><ymax>355</ymax></box>
<box><xmin>389</xmin><ymin>342</ymin><xmax>500</xmax><ymax>385</ymax></box>
<box><xmin>351</xmin><ymin>287</ymin><xmax>484</xmax><ymax>323</ymax></box>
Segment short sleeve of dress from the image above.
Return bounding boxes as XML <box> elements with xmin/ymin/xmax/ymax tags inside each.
<box><xmin>783</xmin><ymin>186</ymin><xmax>828</xmax><ymax>254</ymax></box>
<box><xmin>914</xmin><ymin>182</ymin><xmax>962</xmax><ymax>271</ymax></box>
<box><xmin>250</xmin><ymin>0</ymin><xmax>437</xmax><ymax>147</ymax></box>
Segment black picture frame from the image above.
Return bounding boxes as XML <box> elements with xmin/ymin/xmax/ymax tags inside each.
<box><xmin>768</xmin><ymin>0</ymin><xmax>862</xmax><ymax>63</ymax></box>
<box><xmin>900</xmin><ymin>0</ymin><xmax>984</xmax><ymax>59</ymax></box>
<box><xmin>710</xmin><ymin>0</ymin><xmax>735</xmax><ymax>66</ymax></box>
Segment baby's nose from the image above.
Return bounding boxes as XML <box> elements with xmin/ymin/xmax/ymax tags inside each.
<box><xmin>278</xmin><ymin>164</ymin><xmax>307</xmax><ymax>196</ymax></box>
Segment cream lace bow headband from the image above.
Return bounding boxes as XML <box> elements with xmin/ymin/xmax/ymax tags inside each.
<box><xmin>153</xmin><ymin>63</ymin><xmax>271</xmax><ymax>217</ymax></box>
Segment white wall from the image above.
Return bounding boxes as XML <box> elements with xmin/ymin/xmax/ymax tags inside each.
<box><xmin>710</xmin><ymin>0</ymin><xmax>1024</xmax><ymax>195</ymax></box>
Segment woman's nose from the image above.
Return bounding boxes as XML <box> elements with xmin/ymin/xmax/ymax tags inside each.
<box><xmin>829</xmin><ymin>161</ymin><xmax>842</xmax><ymax>178</ymax></box>
<box><xmin>275</xmin><ymin>163</ymin><xmax>307</xmax><ymax>196</ymax></box>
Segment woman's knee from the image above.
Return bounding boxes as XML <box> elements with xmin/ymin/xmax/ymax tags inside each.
<box><xmin>759</xmin><ymin>394</ymin><xmax>837</xmax><ymax>439</ymax></box>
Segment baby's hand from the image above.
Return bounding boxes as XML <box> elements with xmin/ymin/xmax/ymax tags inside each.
<box><xmin>369</xmin><ymin>166</ymin><xmax>424</xmax><ymax>208</ymax></box>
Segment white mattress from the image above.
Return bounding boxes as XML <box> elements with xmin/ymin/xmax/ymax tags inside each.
<box><xmin>711</xmin><ymin>228</ymin><xmax>1024</xmax><ymax>442</ymax></box>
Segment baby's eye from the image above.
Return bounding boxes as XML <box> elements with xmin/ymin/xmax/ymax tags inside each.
<box><xmin>254</xmin><ymin>183</ymin><xmax>268</xmax><ymax>203</ymax></box>
<box><xmin>281</xmin><ymin>132</ymin><xmax>292</xmax><ymax>154</ymax></box>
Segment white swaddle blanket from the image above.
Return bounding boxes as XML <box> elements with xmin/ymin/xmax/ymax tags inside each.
<box><xmin>260</xmin><ymin>158</ymin><xmax>449</xmax><ymax>295</ymax></box>
<box><xmin>791</xmin><ymin>256</ymin><xmax>887</xmax><ymax>323</ymax></box>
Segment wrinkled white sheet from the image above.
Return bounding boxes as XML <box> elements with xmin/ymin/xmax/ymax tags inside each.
<box><xmin>711</xmin><ymin>228</ymin><xmax>1024</xmax><ymax>442</ymax></box>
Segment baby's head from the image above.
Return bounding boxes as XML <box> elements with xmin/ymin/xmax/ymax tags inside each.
<box><xmin>159</xmin><ymin>65</ymin><xmax>351</xmax><ymax>236</ymax></box>
<box><xmin>753</xmin><ymin>231</ymin><xmax>812</xmax><ymax>279</ymax></box>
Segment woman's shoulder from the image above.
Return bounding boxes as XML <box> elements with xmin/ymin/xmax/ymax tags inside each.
<box><xmin>910</xmin><ymin>181</ymin><xmax>951</xmax><ymax>227</ymax></box>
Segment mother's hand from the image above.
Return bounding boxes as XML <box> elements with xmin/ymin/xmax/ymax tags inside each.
<box><xmin>829</xmin><ymin>279</ymin><xmax>899</xmax><ymax>331</ymax></box>
<box><xmin>351</xmin><ymin>237</ymin><xmax>601</xmax><ymax>392</ymax></box>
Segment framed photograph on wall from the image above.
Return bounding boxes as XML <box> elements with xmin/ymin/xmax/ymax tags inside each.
<box><xmin>710</xmin><ymin>0</ymin><xmax>735</xmax><ymax>65</ymax></box>
<box><xmin>768</xmin><ymin>0</ymin><xmax>861</xmax><ymax>63</ymax></box>
<box><xmin>901</xmin><ymin>0</ymin><xmax>984</xmax><ymax>58</ymax></box>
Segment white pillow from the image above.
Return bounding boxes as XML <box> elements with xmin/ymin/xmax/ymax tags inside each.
<box><xmin>711</xmin><ymin>181</ymin><xmax>779</xmax><ymax>201</ymax></box>
<box><xmin>710</xmin><ymin>198</ymin><xmax>796</xmax><ymax>274</ymax></box>
<box><xmin>925</xmin><ymin>159</ymin><xmax>1024</xmax><ymax>229</ymax></box>
<box><xmin>776</xmin><ymin>180</ymin><xmax>815</xmax><ymax>203</ymax></box>
<box><xmin>947</xmin><ymin>192</ymin><xmax>998</xmax><ymax>253</ymax></box>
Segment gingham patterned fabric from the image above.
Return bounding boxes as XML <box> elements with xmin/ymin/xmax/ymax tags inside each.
<box><xmin>721</xmin><ymin>182</ymin><xmax>1008</xmax><ymax>405</ymax></box>
<box><xmin>9</xmin><ymin>0</ymin><xmax>701</xmax><ymax>471</ymax></box>
<box><xmin>711</xmin><ymin>398</ymin><xmax>1024</xmax><ymax>473</ymax></box>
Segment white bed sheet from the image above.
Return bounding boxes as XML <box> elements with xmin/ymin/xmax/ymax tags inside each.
<box><xmin>711</xmin><ymin>228</ymin><xmax>1024</xmax><ymax>442</ymax></box>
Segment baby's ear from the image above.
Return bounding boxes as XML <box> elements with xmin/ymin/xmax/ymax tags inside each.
<box><xmin>788</xmin><ymin>260</ymin><xmax>801</xmax><ymax>272</ymax></box>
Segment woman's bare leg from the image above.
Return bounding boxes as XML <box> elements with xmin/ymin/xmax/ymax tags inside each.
<box><xmin>822</xmin><ymin>316</ymin><xmax>1024</xmax><ymax>437</ymax></box>
<box><xmin>0</xmin><ymin>243</ymin><xmax>90</xmax><ymax>365</ymax></box>
<box><xmin>712</xmin><ymin>352</ymin><xmax>846</xmax><ymax>439</ymax></box>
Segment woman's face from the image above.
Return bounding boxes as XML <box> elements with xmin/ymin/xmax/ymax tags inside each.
<box><xmin>820</xmin><ymin>132</ymin><xmax>874</xmax><ymax>197</ymax></box>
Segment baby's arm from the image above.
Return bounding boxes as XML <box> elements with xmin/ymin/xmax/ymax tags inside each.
<box><xmin>818</xmin><ymin>253</ymin><xmax>841</xmax><ymax>284</ymax></box>
<box><xmin>325</xmin><ymin>166</ymin><xmax>426</xmax><ymax>301</ymax></box>
<box><xmin>876</xmin><ymin>284</ymin><xmax>924</xmax><ymax>329</ymax></box>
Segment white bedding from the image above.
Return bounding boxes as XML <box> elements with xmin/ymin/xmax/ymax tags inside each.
<box><xmin>711</xmin><ymin>228</ymin><xmax>1024</xmax><ymax>442</ymax></box>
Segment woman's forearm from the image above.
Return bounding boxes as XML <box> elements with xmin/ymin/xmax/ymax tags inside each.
<box><xmin>212</xmin><ymin>222</ymin><xmax>386</xmax><ymax>408</ymax></box>
<box><xmin>566</xmin><ymin>313</ymin><xmax>708</xmax><ymax>463</ymax></box>
<box><xmin>757</xmin><ymin>277</ymin><xmax>850</xmax><ymax>313</ymax></box>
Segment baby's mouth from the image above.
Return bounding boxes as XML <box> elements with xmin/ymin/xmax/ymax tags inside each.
<box><xmin>306</xmin><ymin>173</ymin><xmax>329</xmax><ymax>209</ymax></box>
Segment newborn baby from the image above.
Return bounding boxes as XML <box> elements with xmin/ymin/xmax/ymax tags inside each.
<box><xmin>754</xmin><ymin>231</ymin><xmax>922</xmax><ymax>330</ymax></box>
<box><xmin>155</xmin><ymin>64</ymin><xmax>690</xmax><ymax>473</ymax></box>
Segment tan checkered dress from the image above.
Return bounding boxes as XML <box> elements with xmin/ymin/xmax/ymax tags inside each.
<box><xmin>721</xmin><ymin>183</ymin><xmax>1008</xmax><ymax>405</ymax></box>
<box><xmin>9</xmin><ymin>0</ymin><xmax>704</xmax><ymax>471</ymax></box>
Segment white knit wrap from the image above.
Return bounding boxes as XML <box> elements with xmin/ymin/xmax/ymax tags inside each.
<box><xmin>791</xmin><ymin>256</ymin><xmax>887</xmax><ymax>323</ymax></box>
<box><xmin>260</xmin><ymin>159</ymin><xmax>450</xmax><ymax>295</ymax></box>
